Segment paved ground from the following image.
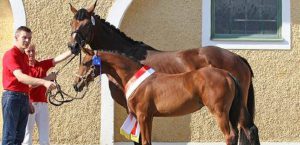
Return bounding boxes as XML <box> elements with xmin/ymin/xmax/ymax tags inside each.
<box><xmin>115</xmin><ymin>142</ymin><xmax>300</xmax><ymax>145</ymax></box>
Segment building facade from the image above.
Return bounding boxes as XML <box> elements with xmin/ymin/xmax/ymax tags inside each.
<box><xmin>0</xmin><ymin>0</ymin><xmax>299</xmax><ymax>144</ymax></box>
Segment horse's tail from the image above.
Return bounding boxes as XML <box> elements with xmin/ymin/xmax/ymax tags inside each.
<box><xmin>228</xmin><ymin>73</ymin><xmax>242</xmax><ymax>128</ymax></box>
<box><xmin>238</xmin><ymin>55</ymin><xmax>255</xmax><ymax>120</ymax></box>
<box><xmin>248</xmin><ymin>81</ymin><xmax>255</xmax><ymax>121</ymax></box>
<box><xmin>238</xmin><ymin>55</ymin><xmax>254</xmax><ymax>77</ymax></box>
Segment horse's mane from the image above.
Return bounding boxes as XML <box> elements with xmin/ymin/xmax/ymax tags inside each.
<box><xmin>94</xmin><ymin>15</ymin><xmax>146</xmax><ymax>46</ymax></box>
<box><xmin>94</xmin><ymin>15</ymin><xmax>158</xmax><ymax>60</ymax></box>
<box><xmin>99</xmin><ymin>50</ymin><xmax>142</xmax><ymax>66</ymax></box>
<box><xmin>75</xmin><ymin>9</ymin><xmax>155</xmax><ymax>60</ymax></box>
<box><xmin>75</xmin><ymin>9</ymin><xmax>142</xmax><ymax>45</ymax></box>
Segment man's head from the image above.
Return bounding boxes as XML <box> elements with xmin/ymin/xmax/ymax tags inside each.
<box><xmin>15</xmin><ymin>26</ymin><xmax>32</xmax><ymax>50</ymax></box>
<box><xmin>25</xmin><ymin>44</ymin><xmax>36</xmax><ymax>64</ymax></box>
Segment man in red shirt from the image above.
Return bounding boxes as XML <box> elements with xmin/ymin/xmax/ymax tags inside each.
<box><xmin>22</xmin><ymin>44</ymin><xmax>73</xmax><ymax>145</ymax></box>
<box><xmin>2</xmin><ymin>26</ymin><xmax>57</xmax><ymax>145</ymax></box>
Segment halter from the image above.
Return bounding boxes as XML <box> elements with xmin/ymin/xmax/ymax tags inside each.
<box><xmin>72</xmin><ymin>53</ymin><xmax>102</xmax><ymax>100</ymax></box>
<box><xmin>70</xmin><ymin>16</ymin><xmax>95</xmax><ymax>50</ymax></box>
<box><xmin>89</xmin><ymin>53</ymin><xmax>102</xmax><ymax>81</ymax></box>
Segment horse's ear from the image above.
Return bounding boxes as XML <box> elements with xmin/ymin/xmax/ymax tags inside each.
<box><xmin>87</xmin><ymin>0</ymin><xmax>97</xmax><ymax>15</ymax></box>
<box><xmin>69</xmin><ymin>3</ymin><xmax>78</xmax><ymax>14</ymax></box>
<box><xmin>82</xmin><ymin>47</ymin><xmax>94</xmax><ymax>56</ymax></box>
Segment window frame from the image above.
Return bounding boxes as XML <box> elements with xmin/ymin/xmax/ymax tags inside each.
<box><xmin>202</xmin><ymin>0</ymin><xmax>291</xmax><ymax>49</ymax></box>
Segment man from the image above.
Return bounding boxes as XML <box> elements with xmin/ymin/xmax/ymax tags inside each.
<box><xmin>22</xmin><ymin>44</ymin><xmax>73</xmax><ymax>145</ymax></box>
<box><xmin>1</xmin><ymin>26</ymin><xmax>57</xmax><ymax>145</ymax></box>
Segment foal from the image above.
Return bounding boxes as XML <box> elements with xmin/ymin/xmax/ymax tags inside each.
<box><xmin>74</xmin><ymin>49</ymin><xmax>242</xmax><ymax>145</ymax></box>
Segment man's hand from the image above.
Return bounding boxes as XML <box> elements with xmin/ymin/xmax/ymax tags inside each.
<box><xmin>44</xmin><ymin>80</ymin><xmax>57</xmax><ymax>91</ymax></box>
<box><xmin>46</xmin><ymin>72</ymin><xmax>57</xmax><ymax>81</ymax></box>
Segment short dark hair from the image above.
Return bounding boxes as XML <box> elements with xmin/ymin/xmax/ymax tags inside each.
<box><xmin>16</xmin><ymin>26</ymin><xmax>32</xmax><ymax>34</ymax></box>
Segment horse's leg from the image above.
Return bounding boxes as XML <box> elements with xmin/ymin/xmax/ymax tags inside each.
<box><xmin>231</xmin><ymin>126</ymin><xmax>239</xmax><ymax>145</ymax></box>
<box><xmin>237</xmin><ymin>73</ymin><xmax>258</xmax><ymax>145</ymax></box>
<box><xmin>239</xmin><ymin>106</ymin><xmax>260</xmax><ymax>145</ymax></box>
<box><xmin>108</xmin><ymin>80</ymin><xmax>128</xmax><ymax>109</ymax></box>
<box><xmin>238</xmin><ymin>107</ymin><xmax>252</xmax><ymax>145</ymax></box>
<box><xmin>136</xmin><ymin>113</ymin><xmax>153</xmax><ymax>145</ymax></box>
<box><xmin>133</xmin><ymin>135</ymin><xmax>142</xmax><ymax>145</ymax></box>
<box><xmin>213</xmin><ymin>112</ymin><xmax>237</xmax><ymax>145</ymax></box>
<box><xmin>249</xmin><ymin>124</ymin><xmax>260</xmax><ymax>145</ymax></box>
<box><xmin>229</xmin><ymin>113</ymin><xmax>239</xmax><ymax>145</ymax></box>
<box><xmin>240</xmin><ymin>125</ymin><xmax>260</xmax><ymax>145</ymax></box>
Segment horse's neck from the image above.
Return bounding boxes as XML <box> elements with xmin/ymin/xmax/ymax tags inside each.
<box><xmin>100</xmin><ymin>53</ymin><xmax>142</xmax><ymax>87</ymax></box>
<box><xmin>92</xmin><ymin>20</ymin><xmax>159</xmax><ymax>60</ymax></box>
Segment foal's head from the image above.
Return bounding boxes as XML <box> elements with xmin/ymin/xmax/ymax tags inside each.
<box><xmin>73</xmin><ymin>48</ymin><xmax>98</xmax><ymax>92</ymax></box>
<box><xmin>68</xmin><ymin>1</ymin><xmax>97</xmax><ymax>52</ymax></box>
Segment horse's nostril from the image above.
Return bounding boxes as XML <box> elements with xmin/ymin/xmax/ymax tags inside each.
<box><xmin>73</xmin><ymin>84</ymin><xmax>79</xmax><ymax>92</ymax></box>
<box><xmin>68</xmin><ymin>42</ymin><xmax>73</xmax><ymax>49</ymax></box>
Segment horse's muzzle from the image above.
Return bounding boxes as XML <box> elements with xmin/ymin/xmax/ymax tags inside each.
<box><xmin>73</xmin><ymin>84</ymin><xmax>80</xmax><ymax>92</ymax></box>
<box><xmin>68</xmin><ymin>42</ymin><xmax>81</xmax><ymax>55</ymax></box>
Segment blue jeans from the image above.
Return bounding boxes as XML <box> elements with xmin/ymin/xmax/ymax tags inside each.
<box><xmin>2</xmin><ymin>91</ymin><xmax>29</xmax><ymax>145</ymax></box>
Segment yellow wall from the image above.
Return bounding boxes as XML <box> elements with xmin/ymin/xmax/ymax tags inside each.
<box><xmin>1</xmin><ymin>0</ymin><xmax>299</xmax><ymax>144</ymax></box>
<box><xmin>24</xmin><ymin>1</ymin><xmax>113</xmax><ymax>143</ymax></box>
<box><xmin>0</xmin><ymin>0</ymin><xmax>113</xmax><ymax>144</ymax></box>
<box><xmin>0</xmin><ymin>0</ymin><xmax>13</xmax><ymax>91</ymax></box>
<box><xmin>0</xmin><ymin>0</ymin><xmax>13</xmax><ymax>138</ymax></box>
<box><xmin>120</xmin><ymin>0</ymin><xmax>300</xmax><ymax>142</ymax></box>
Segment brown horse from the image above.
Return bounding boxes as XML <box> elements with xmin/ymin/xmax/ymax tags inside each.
<box><xmin>74</xmin><ymin>49</ymin><xmax>243</xmax><ymax>145</ymax></box>
<box><xmin>68</xmin><ymin>1</ymin><xmax>260</xmax><ymax>145</ymax></box>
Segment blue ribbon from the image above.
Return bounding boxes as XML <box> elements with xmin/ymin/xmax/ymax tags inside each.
<box><xmin>92</xmin><ymin>54</ymin><xmax>102</xmax><ymax>90</ymax></box>
<box><xmin>92</xmin><ymin>55</ymin><xmax>101</xmax><ymax>66</ymax></box>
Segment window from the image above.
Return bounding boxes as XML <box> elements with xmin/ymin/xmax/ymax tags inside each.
<box><xmin>212</xmin><ymin>0</ymin><xmax>281</xmax><ymax>40</ymax></box>
<box><xmin>202</xmin><ymin>0</ymin><xmax>290</xmax><ymax>49</ymax></box>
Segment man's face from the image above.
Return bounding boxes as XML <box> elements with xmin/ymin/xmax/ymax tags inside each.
<box><xmin>15</xmin><ymin>31</ymin><xmax>32</xmax><ymax>49</ymax></box>
<box><xmin>25</xmin><ymin>45</ymin><xmax>36</xmax><ymax>61</ymax></box>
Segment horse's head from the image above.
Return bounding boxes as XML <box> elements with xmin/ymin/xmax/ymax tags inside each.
<box><xmin>68</xmin><ymin>1</ymin><xmax>97</xmax><ymax>53</ymax></box>
<box><xmin>73</xmin><ymin>48</ymin><xmax>100</xmax><ymax>92</ymax></box>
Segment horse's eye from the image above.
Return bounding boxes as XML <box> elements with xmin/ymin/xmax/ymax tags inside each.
<box><xmin>70</xmin><ymin>20</ymin><xmax>74</xmax><ymax>26</ymax></box>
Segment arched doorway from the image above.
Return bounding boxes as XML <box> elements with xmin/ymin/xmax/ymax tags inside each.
<box><xmin>0</xmin><ymin>0</ymin><xmax>14</xmax><ymax>91</ymax></box>
<box><xmin>0</xmin><ymin>0</ymin><xmax>26</xmax><ymax>90</ymax></box>
<box><xmin>0</xmin><ymin>0</ymin><xmax>26</xmax><ymax>139</ymax></box>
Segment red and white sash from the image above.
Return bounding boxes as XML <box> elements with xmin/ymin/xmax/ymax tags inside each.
<box><xmin>120</xmin><ymin>66</ymin><xmax>155</xmax><ymax>143</ymax></box>
<box><xmin>124</xmin><ymin>66</ymin><xmax>155</xmax><ymax>100</ymax></box>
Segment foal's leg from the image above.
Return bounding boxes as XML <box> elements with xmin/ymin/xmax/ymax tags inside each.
<box><xmin>136</xmin><ymin>113</ymin><xmax>153</xmax><ymax>145</ymax></box>
<box><xmin>230</xmin><ymin>124</ymin><xmax>239</xmax><ymax>145</ymax></box>
<box><xmin>108</xmin><ymin>80</ymin><xmax>128</xmax><ymax>109</ymax></box>
<box><xmin>214</xmin><ymin>112</ymin><xmax>237</xmax><ymax>145</ymax></box>
<box><xmin>133</xmin><ymin>135</ymin><xmax>142</xmax><ymax>145</ymax></box>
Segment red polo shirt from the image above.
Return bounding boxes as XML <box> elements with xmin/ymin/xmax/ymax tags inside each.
<box><xmin>29</xmin><ymin>59</ymin><xmax>54</xmax><ymax>102</ymax></box>
<box><xmin>2</xmin><ymin>46</ymin><xmax>30</xmax><ymax>93</ymax></box>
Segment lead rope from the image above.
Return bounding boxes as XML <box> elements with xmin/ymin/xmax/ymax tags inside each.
<box><xmin>47</xmin><ymin>54</ymin><xmax>79</xmax><ymax>106</ymax></box>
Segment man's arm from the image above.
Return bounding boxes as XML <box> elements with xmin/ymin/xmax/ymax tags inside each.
<box><xmin>30</xmin><ymin>72</ymin><xmax>57</xmax><ymax>88</ymax></box>
<box><xmin>52</xmin><ymin>50</ymin><xmax>73</xmax><ymax>65</ymax></box>
<box><xmin>13</xmin><ymin>69</ymin><xmax>56</xmax><ymax>90</ymax></box>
